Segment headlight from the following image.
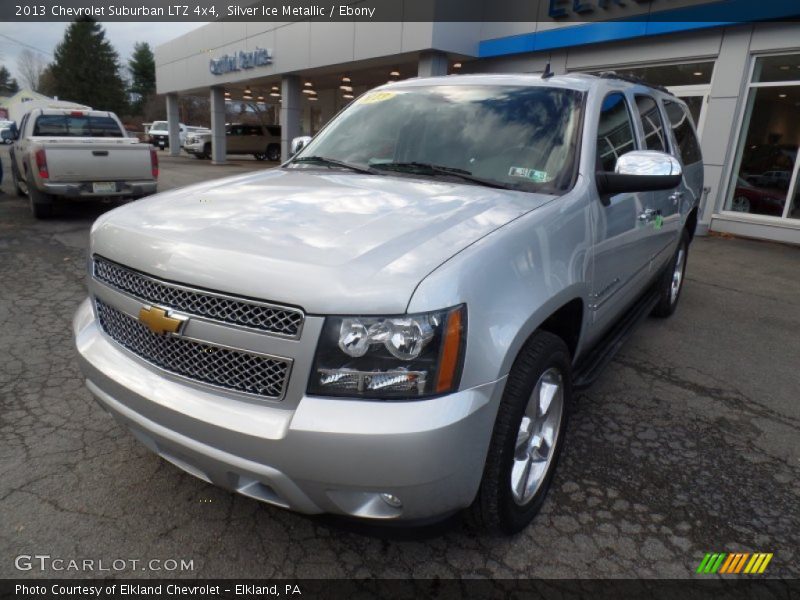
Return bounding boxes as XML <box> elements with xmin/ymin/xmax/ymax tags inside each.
<box><xmin>308</xmin><ymin>305</ymin><xmax>466</xmax><ymax>399</ymax></box>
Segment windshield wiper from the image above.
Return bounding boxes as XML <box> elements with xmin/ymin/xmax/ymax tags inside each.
<box><xmin>371</xmin><ymin>162</ymin><xmax>513</xmax><ymax>190</ymax></box>
<box><xmin>291</xmin><ymin>155</ymin><xmax>380</xmax><ymax>175</ymax></box>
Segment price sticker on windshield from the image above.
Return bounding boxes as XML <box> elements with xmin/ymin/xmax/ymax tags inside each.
<box><xmin>357</xmin><ymin>91</ymin><xmax>397</xmax><ymax>104</ymax></box>
<box><xmin>509</xmin><ymin>167</ymin><xmax>549</xmax><ymax>182</ymax></box>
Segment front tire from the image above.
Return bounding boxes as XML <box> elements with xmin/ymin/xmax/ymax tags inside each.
<box><xmin>731</xmin><ymin>195</ymin><xmax>751</xmax><ymax>213</ymax></box>
<box><xmin>468</xmin><ymin>331</ymin><xmax>571</xmax><ymax>534</ymax></box>
<box><xmin>651</xmin><ymin>229</ymin><xmax>689</xmax><ymax>318</ymax></box>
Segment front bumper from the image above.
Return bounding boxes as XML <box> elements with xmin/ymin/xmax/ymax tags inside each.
<box><xmin>183</xmin><ymin>142</ymin><xmax>206</xmax><ymax>155</ymax></box>
<box><xmin>73</xmin><ymin>298</ymin><xmax>504</xmax><ymax>520</ymax></box>
<box><xmin>43</xmin><ymin>181</ymin><xmax>157</xmax><ymax>199</ymax></box>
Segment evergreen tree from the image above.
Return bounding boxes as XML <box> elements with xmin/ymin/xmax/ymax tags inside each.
<box><xmin>128</xmin><ymin>42</ymin><xmax>155</xmax><ymax>115</ymax></box>
<box><xmin>50</xmin><ymin>18</ymin><xmax>127</xmax><ymax>114</ymax></box>
<box><xmin>0</xmin><ymin>66</ymin><xmax>20</xmax><ymax>95</ymax></box>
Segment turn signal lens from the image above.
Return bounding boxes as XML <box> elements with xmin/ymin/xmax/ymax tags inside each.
<box><xmin>436</xmin><ymin>307</ymin><xmax>464</xmax><ymax>393</ymax></box>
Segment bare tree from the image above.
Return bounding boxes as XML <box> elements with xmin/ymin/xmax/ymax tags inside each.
<box><xmin>17</xmin><ymin>49</ymin><xmax>46</xmax><ymax>91</ymax></box>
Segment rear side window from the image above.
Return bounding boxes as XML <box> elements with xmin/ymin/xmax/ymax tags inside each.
<box><xmin>597</xmin><ymin>92</ymin><xmax>637</xmax><ymax>172</ymax></box>
<box><xmin>664</xmin><ymin>100</ymin><xmax>702</xmax><ymax>165</ymax></box>
<box><xmin>33</xmin><ymin>115</ymin><xmax>123</xmax><ymax>137</ymax></box>
<box><xmin>635</xmin><ymin>95</ymin><xmax>667</xmax><ymax>152</ymax></box>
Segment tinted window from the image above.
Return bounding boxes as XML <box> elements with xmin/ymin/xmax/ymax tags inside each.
<box><xmin>635</xmin><ymin>95</ymin><xmax>667</xmax><ymax>152</ymax></box>
<box><xmin>664</xmin><ymin>100</ymin><xmax>702</xmax><ymax>165</ymax></box>
<box><xmin>597</xmin><ymin>92</ymin><xmax>636</xmax><ymax>172</ymax></box>
<box><xmin>32</xmin><ymin>115</ymin><xmax>123</xmax><ymax>137</ymax></box>
<box><xmin>267</xmin><ymin>125</ymin><xmax>281</xmax><ymax>137</ymax></box>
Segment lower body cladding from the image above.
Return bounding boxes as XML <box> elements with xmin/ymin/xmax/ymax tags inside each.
<box><xmin>43</xmin><ymin>180</ymin><xmax>157</xmax><ymax>199</ymax></box>
<box><xmin>73</xmin><ymin>298</ymin><xmax>504</xmax><ymax>521</ymax></box>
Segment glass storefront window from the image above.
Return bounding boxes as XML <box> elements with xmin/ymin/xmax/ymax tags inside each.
<box><xmin>752</xmin><ymin>54</ymin><xmax>800</xmax><ymax>84</ymax></box>
<box><xmin>727</xmin><ymin>55</ymin><xmax>800</xmax><ymax>219</ymax></box>
<box><xmin>605</xmin><ymin>61</ymin><xmax>714</xmax><ymax>87</ymax></box>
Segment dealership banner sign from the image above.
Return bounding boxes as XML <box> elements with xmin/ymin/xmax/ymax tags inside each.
<box><xmin>5</xmin><ymin>0</ymin><xmax>800</xmax><ymax>22</ymax></box>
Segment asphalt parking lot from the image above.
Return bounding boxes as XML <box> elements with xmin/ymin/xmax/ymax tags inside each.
<box><xmin>1</xmin><ymin>145</ymin><xmax>798</xmax><ymax>579</ymax></box>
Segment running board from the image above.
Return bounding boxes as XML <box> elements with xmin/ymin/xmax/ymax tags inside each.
<box><xmin>573</xmin><ymin>287</ymin><xmax>660</xmax><ymax>390</ymax></box>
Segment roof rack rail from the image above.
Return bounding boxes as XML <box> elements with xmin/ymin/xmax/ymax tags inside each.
<box><xmin>597</xmin><ymin>71</ymin><xmax>672</xmax><ymax>95</ymax></box>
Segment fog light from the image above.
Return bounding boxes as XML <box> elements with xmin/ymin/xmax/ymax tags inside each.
<box><xmin>380</xmin><ymin>493</ymin><xmax>402</xmax><ymax>508</ymax></box>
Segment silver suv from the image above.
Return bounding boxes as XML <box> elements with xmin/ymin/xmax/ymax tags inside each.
<box><xmin>74</xmin><ymin>73</ymin><xmax>702</xmax><ymax>533</ymax></box>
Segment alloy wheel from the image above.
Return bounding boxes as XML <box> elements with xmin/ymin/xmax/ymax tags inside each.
<box><xmin>510</xmin><ymin>367</ymin><xmax>564</xmax><ymax>505</ymax></box>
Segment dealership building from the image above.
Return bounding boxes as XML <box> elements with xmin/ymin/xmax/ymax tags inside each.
<box><xmin>155</xmin><ymin>0</ymin><xmax>800</xmax><ymax>244</ymax></box>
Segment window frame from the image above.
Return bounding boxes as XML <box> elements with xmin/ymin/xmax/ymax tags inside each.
<box><xmin>633</xmin><ymin>94</ymin><xmax>670</xmax><ymax>154</ymax></box>
<box><xmin>721</xmin><ymin>51</ymin><xmax>800</xmax><ymax>222</ymax></box>
<box><xmin>595</xmin><ymin>90</ymin><xmax>639</xmax><ymax>173</ymax></box>
<box><xmin>662</xmin><ymin>98</ymin><xmax>702</xmax><ymax>166</ymax></box>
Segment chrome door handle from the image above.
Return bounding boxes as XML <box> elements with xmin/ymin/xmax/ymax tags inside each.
<box><xmin>669</xmin><ymin>191</ymin><xmax>685</xmax><ymax>204</ymax></box>
<box><xmin>638</xmin><ymin>208</ymin><xmax>658</xmax><ymax>222</ymax></box>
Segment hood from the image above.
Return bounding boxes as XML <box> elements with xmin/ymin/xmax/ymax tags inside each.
<box><xmin>91</xmin><ymin>169</ymin><xmax>554</xmax><ymax>314</ymax></box>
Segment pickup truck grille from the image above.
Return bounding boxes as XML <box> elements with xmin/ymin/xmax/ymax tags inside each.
<box><xmin>95</xmin><ymin>299</ymin><xmax>290</xmax><ymax>399</ymax></box>
<box><xmin>93</xmin><ymin>256</ymin><xmax>304</xmax><ymax>338</ymax></box>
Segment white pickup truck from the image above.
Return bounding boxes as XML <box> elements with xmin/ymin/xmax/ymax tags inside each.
<box><xmin>9</xmin><ymin>108</ymin><xmax>159</xmax><ymax>219</ymax></box>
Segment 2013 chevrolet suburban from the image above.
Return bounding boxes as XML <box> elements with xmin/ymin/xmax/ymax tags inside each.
<box><xmin>73</xmin><ymin>73</ymin><xmax>703</xmax><ymax>533</ymax></box>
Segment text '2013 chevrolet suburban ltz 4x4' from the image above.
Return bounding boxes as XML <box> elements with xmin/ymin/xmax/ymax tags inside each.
<box><xmin>74</xmin><ymin>74</ymin><xmax>703</xmax><ymax>534</ymax></box>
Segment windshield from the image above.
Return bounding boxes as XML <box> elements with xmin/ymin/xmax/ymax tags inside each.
<box><xmin>290</xmin><ymin>85</ymin><xmax>584</xmax><ymax>193</ymax></box>
<box><xmin>151</xmin><ymin>121</ymin><xmax>167</xmax><ymax>130</ymax></box>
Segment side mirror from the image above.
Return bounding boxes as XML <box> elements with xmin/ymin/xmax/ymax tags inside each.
<box><xmin>596</xmin><ymin>150</ymin><xmax>682</xmax><ymax>195</ymax></box>
<box><xmin>290</xmin><ymin>136</ymin><xmax>312</xmax><ymax>156</ymax></box>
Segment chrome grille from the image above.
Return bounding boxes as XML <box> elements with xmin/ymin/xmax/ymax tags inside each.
<box><xmin>93</xmin><ymin>256</ymin><xmax>304</xmax><ymax>337</ymax></box>
<box><xmin>95</xmin><ymin>299</ymin><xmax>290</xmax><ymax>399</ymax></box>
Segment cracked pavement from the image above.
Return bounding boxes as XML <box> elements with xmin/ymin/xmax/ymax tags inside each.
<box><xmin>1</xmin><ymin>148</ymin><xmax>798</xmax><ymax>579</ymax></box>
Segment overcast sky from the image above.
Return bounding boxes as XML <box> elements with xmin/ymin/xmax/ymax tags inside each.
<box><xmin>0</xmin><ymin>22</ymin><xmax>206</xmax><ymax>87</ymax></box>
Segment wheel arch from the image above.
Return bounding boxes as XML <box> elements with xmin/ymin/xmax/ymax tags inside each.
<box><xmin>500</xmin><ymin>292</ymin><xmax>586</xmax><ymax>378</ymax></box>
<box><xmin>685</xmin><ymin>206</ymin><xmax>699</xmax><ymax>241</ymax></box>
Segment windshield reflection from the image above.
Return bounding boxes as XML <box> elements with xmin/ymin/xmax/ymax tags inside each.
<box><xmin>289</xmin><ymin>85</ymin><xmax>585</xmax><ymax>195</ymax></box>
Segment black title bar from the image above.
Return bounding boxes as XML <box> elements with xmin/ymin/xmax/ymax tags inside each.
<box><xmin>4</xmin><ymin>0</ymin><xmax>800</xmax><ymax>22</ymax></box>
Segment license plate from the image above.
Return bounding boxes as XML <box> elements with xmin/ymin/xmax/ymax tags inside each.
<box><xmin>92</xmin><ymin>182</ymin><xmax>116</xmax><ymax>194</ymax></box>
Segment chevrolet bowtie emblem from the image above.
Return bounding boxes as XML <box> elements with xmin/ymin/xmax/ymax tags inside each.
<box><xmin>138</xmin><ymin>306</ymin><xmax>186</xmax><ymax>336</ymax></box>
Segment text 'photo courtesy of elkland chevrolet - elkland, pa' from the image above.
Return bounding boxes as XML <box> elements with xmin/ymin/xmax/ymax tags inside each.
<box><xmin>0</xmin><ymin>0</ymin><xmax>799</xmax><ymax>598</ymax></box>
